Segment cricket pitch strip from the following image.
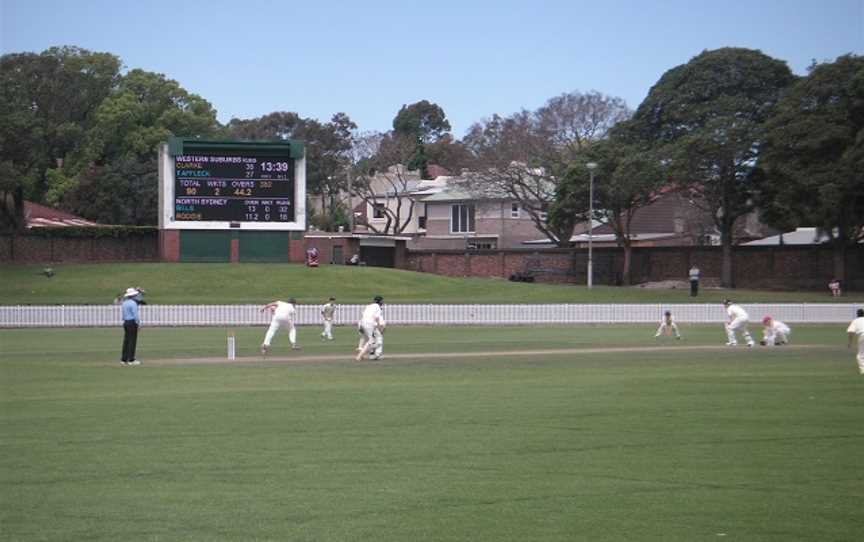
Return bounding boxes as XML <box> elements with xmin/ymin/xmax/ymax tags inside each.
<box><xmin>143</xmin><ymin>344</ymin><xmax>828</xmax><ymax>367</ymax></box>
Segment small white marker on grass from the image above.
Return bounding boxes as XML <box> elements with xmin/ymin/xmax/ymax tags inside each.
<box><xmin>227</xmin><ymin>330</ymin><xmax>236</xmax><ymax>361</ymax></box>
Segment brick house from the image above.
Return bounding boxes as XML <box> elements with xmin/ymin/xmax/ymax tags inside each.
<box><xmin>414</xmin><ymin>181</ymin><xmax>551</xmax><ymax>250</ymax></box>
<box><xmin>346</xmin><ymin>164</ymin><xmax>552</xmax><ymax>249</ymax></box>
<box><xmin>350</xmin><ymin>164</ymin><xmax>451</xmax><ymax>236</ymax></box>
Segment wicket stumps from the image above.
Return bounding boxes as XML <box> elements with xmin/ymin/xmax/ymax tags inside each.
<box><xmin>227</xmin><ymin>331</ymin><xmax>236</xmax><ymax>360</ymax></box>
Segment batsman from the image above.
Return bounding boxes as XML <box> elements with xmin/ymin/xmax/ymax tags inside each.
<box><xmin>356</xmin><ymin>295</ymin><xmax>386</xmax><ymax>361</ymax></box>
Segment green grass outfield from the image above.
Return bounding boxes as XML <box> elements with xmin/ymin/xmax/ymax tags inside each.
<box><xmin>2</xmin><ymin>324</ymin><xmax>862</xmax><ymax>541</ymax></box>
<box><xmin>2</xmin><ymin>263</ymin><xmax>861</xmax><ymax>305</ymax></box>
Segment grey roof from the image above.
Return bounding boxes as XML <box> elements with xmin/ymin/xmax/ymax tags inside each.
<box><xmin>523</xmin><ymin>232</ymin><xmax>679</xmax><ymax>245</ymax></box>
<box><xmin>742</xmin><ymin>228</ymin><xmax>830</xmax><ymax>246</ymax></box>
<box><xmin>419</xmin><ymin>185</ymin><xmax>478</xmax><ymax>202</ymax></box>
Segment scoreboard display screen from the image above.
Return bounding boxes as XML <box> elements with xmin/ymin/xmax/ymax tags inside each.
<box><xmin>173</xmin><ymin>154</ymin><xmax>295</xmax><ymax>223</ymax></box>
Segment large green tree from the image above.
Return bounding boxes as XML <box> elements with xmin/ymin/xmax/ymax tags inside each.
<box><xmin>758</xmin><ymin>54</ymin><xmax>864</xmax><ymax>283</ymax></box>
<box><xmin>392</xmin><ymin>100</ymin><xmax>452</xmax><ymax>178</ymax></box>
<box><xmin>392</xmin><ymin>100</ymin><xmax>451</xmax><ymax>143</ymax></box>
<box><xmin>226</xmin><ymin>111</ymin><xmax>357</xmax><ymax>230</ymax></box>
<box><xmin>225</xmin><ymin>111</ymin><xmax>302</xmax><ymax>141</ymax></box>
<box><xmin>623</xmin><ymin>48</ymin><xmax>796</xmax><ymax>286</ymax></box>
<box><xmin>58</xmin><ymin>69</ymin><xmax>222</xmax><ymax>224</ymax></box>
<box><xmin>0</xmin><ymin>46</ymin><xmax>121</xmax><ymax>229</ymax></box>
<box><xmin>549</xmin><ymin>140</ymin><xmax>665</xmax><ymax>284</ymax></box>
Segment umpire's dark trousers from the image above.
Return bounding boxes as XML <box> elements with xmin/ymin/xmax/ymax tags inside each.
<box><xmin>122</xmin><ymin>320</ymin><xmax>139</xmax><ymax>362</ymax></box>
<box><xmin>690</xmin><ymin>279</ymin><xmax>699</xmax><ymax>297</ymax></box>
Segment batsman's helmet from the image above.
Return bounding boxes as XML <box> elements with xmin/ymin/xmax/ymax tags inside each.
<box><xmin>374</xmin><ymin>295</ymin><xmax>384</xmax><ymax>304</ymax></box>
<box><xmin>762</xmin><ymin>316</ymin><xmax>772</xmax><ymax>324</ymax></box>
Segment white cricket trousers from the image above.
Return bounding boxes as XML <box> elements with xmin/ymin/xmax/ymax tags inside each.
<box><xmin>264</xmin><ymin>318</ymin><xmax>296</xmax><ymax>347</ymax></box>
<box><xmin>322</xmin><ymin>320</ymin><xmax>333</xmax><ymax>339</ymax></box>
<box><xmin>856</xmin><ymin>340</ymin><xmax>864</xmax><ymax>373</ymax></box>
<box><xmin>359</xmin><ymin>323</ymin><xmax>383</xmax><ymax>358</ymax></box>
<box><xmin>764</xmin><ymin>328</ymin><xmax>790</xmax><ymax>346</ymax></box>
<box><xmin>655</xmin><ymin>322</ymin><xmax>680</xmax><ymax>337</ymax></box>
<box><xmin>726</xmin><ymin>318</ymin><xmax>754</xmax><ymax>346</ymax></box>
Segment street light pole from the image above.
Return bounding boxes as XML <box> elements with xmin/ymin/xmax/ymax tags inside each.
<box><xmin>586</xmin><ymin>162</ymin><xmax>598</xmax><ymax>289</ymax></box>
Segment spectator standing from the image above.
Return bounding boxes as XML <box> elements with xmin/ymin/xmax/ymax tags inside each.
<box><xmin>829</xmin><ymin>279</ymin><xmax>842</xmax><ymax>297</ymax></box>
<box><xmin>689</xmin><ymin>265</ymin><xmax>701</xmax><ymax>296</ymax></box>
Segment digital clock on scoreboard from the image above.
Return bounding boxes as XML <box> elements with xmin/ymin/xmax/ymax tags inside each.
<box><xmin>173</xmin><ymin>154</ymin><xmax>296</xmax><ymax>223</ymax></box>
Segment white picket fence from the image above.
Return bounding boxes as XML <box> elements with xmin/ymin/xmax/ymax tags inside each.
<box><xmin>0</xmin><ymin>303</ymin><xmax>858</xmax><ymax>328</ymax></box>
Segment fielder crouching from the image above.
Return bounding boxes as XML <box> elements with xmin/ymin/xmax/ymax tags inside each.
<box><xmin>356</xmin><ymin>295</ymin><xmax>386</xmax><ymax>361</ymax></box>
<box><xmin>761</xmin><ymin>316</ymin><xmax>791</xmax><ymax>346</ymax></box>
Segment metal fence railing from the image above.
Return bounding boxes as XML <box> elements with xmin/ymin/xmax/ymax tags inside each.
<box><xmin>0</xmin><ymin>304</ymin><xmax>859</xmax><ymax>328</ymax></box>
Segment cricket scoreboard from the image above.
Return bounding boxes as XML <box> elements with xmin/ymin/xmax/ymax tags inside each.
<box><xmin>159</xmin><ymin>137</ymin><xmax>306</xmax><ymax>231</ymax></box>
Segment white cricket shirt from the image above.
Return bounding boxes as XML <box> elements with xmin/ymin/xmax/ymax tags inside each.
<box><xmin>274</xmin><ymin>301</ymin><xmax>296</xmax><ymax>321</ymax></box>
<box><xmin>727</xmin><ymin>304</ymin><xmax>749</xmax><ymax>320</ymax></box>
<box><xmin>847</xmin><ymin>317</ymin><xmax>864</xmax><ymax>337</ymax></box>
<box><xmin>361</xmin><ymin>303</ymin><xmax>383</xmax><ymax>326</ymax></box>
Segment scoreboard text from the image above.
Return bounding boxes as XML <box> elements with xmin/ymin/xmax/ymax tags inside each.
<box><xmin>173</xmin><ymin>154</ymin><xmax>295</xmax><ymax>223</ymax></box>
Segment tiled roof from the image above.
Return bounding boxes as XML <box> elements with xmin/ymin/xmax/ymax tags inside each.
<box><xmin>25</xmin><ymin>201</ymin><xmax>100</xmax><ymax>228</ymax></box>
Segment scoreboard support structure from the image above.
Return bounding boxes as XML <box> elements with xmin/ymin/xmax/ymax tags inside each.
<box><xmin>158</xmin><ymin>138</ymin><xmax>307</xmax><ymax>263</ymax></box>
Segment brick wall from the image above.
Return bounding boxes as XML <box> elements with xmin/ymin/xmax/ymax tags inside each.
<box><xmin>160</xmin><ymin>230</ymin><xmax>180</xmax><ymax>262</ymax></box>
<box><xmin>304</xmin><ymin>236</ymin><xmax>363</xmax><ymax>265</ymax></box>
<box><xmin>0</xmin><ymin>233</ymin><xmax>159</xmax><ymax>263</ymax></box>
<box><xmin>405</xmin><ymin>245</ymin><xmax>864</xmax><ymax>290</ymax></box>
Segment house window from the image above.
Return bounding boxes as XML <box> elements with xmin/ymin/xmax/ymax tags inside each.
<box><xmin>450</xmin><ymin>204</ymin><xmax>475</xmax><ymax>233</ymax></box>
<box><xmin>510</xmin><ymin>202</ymin><xmax>520</xmax><ymax>218</ymax></box>
<box><xmin>372</xmin><ymin>202</ymin><xmax>386</xmax><ymax>219</ymax></box>
<box><xmin>467</xmin><ymin>240</ymin><xmax>496</xmax><ymax>250</ymax></box>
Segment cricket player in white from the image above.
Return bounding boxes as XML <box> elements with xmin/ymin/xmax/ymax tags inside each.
<box><xmin>321</xmin><ymin>297</ymin><xmax>336</xmax><ymax>340</ymax></box>
<box><xmin>723</xmin><ymin>299</ymin><xmax>755</xmax><ymax>347</ymax></box>
<box><xmin>260</xmin><ymin>298</ymin><xmax>299</xmax><ymax>353</ymax></box>
<box><xmin>654</xmin><ymin>310</ymin><xmax>681</xmax><ymax>339</ymax></box>
<box><xmin>356</xmin><ymin>296</ymin><xmax>385</xmax><ymax>361</ymax></box>
<box><xmin>846</xmin><ymin>309</ymin><xmax>864</xmax><ymax>375</ymax></box>
<box><xmin>761</xmin><ymin>316</ymin><xmax>791</xmax><ymax>346</ymax></box>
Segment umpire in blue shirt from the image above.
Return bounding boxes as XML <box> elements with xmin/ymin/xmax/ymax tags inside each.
<box><xmin>120</xmin><ymin>287</ymin><xmax>144</xmax><ymax>365</ymax></box>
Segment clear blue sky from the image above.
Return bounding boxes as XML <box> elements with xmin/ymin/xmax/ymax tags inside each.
<box><xmin>2</xmin><ymin>0</ymin><xmax>862</xmax><ymax>137</ymax></box>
